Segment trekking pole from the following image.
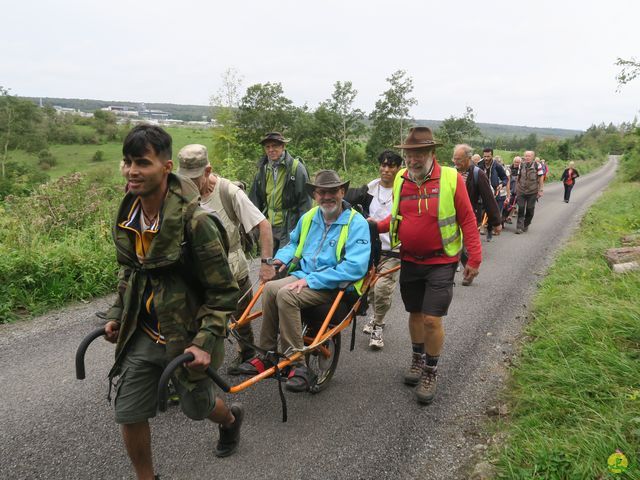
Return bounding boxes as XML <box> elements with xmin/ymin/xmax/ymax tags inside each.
<box><xmin>158</xmin><ymin>353</ymin><xmax>231</xmax><ymax>412</ymax></box>
<box><xmin>75</xmin><ymin>327</ymin><xmax>107</xmax><ymax>380</ymax></box>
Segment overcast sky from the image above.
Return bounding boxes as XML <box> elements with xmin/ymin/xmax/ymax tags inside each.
<box><xmin>2</xmin><ymin>0</ymin><xmax>639</xmax><ymax>130</ymax></box>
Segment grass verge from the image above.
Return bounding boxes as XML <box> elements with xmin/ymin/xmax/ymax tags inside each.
<box><xmin>491</xmin><ymin>179</ymin><xmax>640</xmax><ymax>479</ymax></box>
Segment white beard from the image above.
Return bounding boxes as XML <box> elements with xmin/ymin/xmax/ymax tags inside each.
<box><xmin>320</xmin><ymin>204</ymin><xmax>338</xmax><ymax>215</ymax></box>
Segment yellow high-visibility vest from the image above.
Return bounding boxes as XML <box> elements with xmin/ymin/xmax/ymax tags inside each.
<box><xmin>389</xmin><ymin>166</ymin><xmax>463</xmax><ymax>257</ymax></box>
<box><xmin>288</xmin><ymin>206</ymin><xmax>365</xmax><ymax>295</ymax></box>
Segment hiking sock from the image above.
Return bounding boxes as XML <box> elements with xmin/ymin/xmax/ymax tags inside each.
<box><xmin>412</xmin><ymin>343</ymin><xmax>424</xmax><ymax>355</ymax></box>
<box><xmin>424</xmin><ymin>354</ymin><xmax>439</xmax><ymax>368</ymax></box>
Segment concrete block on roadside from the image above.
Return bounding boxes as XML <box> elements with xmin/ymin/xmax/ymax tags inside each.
<box><xmin>604</xmin><ymin>247</ymin><xmax>640</xmax><ymax>267</ymax></box>
<box><xmin>612</xmin><ymin>261</ymin><xmax>640</xmax><ymax>274</ymax></box>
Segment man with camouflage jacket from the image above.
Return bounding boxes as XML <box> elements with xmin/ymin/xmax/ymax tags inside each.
<box><xmin>103</xmin><ymin>125</ymin><xmax>243</xmax><ymax>479</ymax></box>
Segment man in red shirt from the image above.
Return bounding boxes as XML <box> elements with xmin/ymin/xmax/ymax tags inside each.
<box><xmin>376</xmin><ymin>127</ymin><xmax>482</xmax><ymax>404</ymax></box>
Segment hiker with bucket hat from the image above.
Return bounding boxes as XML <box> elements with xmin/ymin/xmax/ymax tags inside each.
<box><xmin>249</xmin><ymin>132</ymin><xmax>311</xmax><ymax>254</ymax></box>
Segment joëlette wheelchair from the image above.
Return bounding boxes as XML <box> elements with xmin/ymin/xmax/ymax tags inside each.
<box><xmin>75</xmin><ymin>221</ymin><xmax>400</xmax><ymax>420</ymax></box>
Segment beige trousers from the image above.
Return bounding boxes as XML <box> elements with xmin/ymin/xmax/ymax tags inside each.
<box><xmin>367</xmin><ymin>255</ymin><xmax>401</xmax><ymax>327</ymax></box>
<box><xmin>259</xmin><ymin>276</ymin><xmax>335</xmax><ymax>359</ymax></box>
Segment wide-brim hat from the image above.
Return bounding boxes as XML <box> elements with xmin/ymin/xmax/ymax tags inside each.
<box><xmin>259</xmin><ymin>132</ymin><xmax>290</xmax><ymax>145</ymax></box>
<box><xmin>395</xmin><ymin>126</ymin><xmax>442</xmax><ymax>149</ymax></box>
<box><xmin>305</xmin><ymin>169</ymin><xmax>350</xmax><ymax>197</ymax></box>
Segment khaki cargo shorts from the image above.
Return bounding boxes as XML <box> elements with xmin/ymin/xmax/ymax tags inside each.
<box><xmin>113</xmin><ymin>330</ymin><xmax>218</xmax><ymax>425</ymax></box>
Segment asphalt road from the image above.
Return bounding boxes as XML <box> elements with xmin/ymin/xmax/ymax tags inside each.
<box><xmin>0</xmin><ymin>157</ymin><xmax>618</xmax><ymax>480</ymax></box>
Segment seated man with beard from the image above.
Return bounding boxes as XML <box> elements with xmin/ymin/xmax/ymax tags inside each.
<box><xmin>239</xmin><ymin>170</ymin><xmax>370</xmax><ymax>392</ymax></box>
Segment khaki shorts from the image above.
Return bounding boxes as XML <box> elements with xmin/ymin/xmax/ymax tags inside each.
<box><xmin>113</xmin><ymin>330</ymin><xmax>217</xmax><ymax>425</ymax></box>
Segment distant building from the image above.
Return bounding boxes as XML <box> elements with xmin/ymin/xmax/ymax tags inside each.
<box><xmin>101</xmin><ymin>106</ymin><xmax>139</xmax><ymax>117</ymax></box>
<box><xmin>53</xmin><ymin>106</ymin><xmax>93</xmax><ymax>118</ymax></box>
<box><xmin>140</xmin><ymin>109</ymin><xmax>170</xmax><ymax>120</ymax></box>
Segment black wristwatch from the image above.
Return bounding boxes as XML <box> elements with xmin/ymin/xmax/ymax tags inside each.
<box><xmin>261</xmin><ymin>257</ymin><xmax>275</xmax><ymax>265</ymax></box>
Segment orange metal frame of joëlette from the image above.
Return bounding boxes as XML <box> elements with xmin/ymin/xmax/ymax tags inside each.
<box><xmin>225</xmin><ymin>263</ymin><xmax>401</xmax><ymax>394</ymax></box>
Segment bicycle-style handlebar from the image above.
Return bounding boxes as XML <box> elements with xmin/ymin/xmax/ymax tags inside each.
<box><xmin>157</xmin><ymin>353</ymin><xmax>231</xmax><ymax>412</ymax></box>
<box><xmin>75</xmin><ymin>327</ymin><xmax>107</xmax><ymax>380</ymax></box>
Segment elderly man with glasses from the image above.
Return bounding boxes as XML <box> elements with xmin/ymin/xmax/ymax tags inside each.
<box><xmin>239</xmin><ymin>170</ymin><xmax>370</xmax><ymax>393</ymax></box>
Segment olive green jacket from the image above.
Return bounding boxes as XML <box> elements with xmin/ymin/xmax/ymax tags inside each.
<box><xmin>106</xmin><ymin>173</ymin><xmax>239</xmax><ymax>379</ymax></box>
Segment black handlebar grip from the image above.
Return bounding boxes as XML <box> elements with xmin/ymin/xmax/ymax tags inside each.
<box><xmin>75</xmin><ymin>327</ymin><xmax>107</xmax><ymax>380</ymax></box>
<box><xmin>157</xmin><ymin>353</ymin><xmax>231</xmax><ymax>412</ymax></box>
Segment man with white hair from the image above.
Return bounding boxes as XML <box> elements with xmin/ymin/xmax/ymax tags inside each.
<box><xmin>178</xmin><ymin>144</ymin><xmax>276</xmax><ymax>374</ymax></box>
<box><xmin>452</xmin><ymin>144</ymin><xmax>501</xmax><ymax>285</ymax></box>
<box><xmin>515</xmin><ymin>150</ymin><xmax>544</xmax><ymax>233</ymax></box>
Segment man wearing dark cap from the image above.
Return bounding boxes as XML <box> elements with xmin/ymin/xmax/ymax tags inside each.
<box><xmin>249</xmin><ymin>132</ymin><xmax>312</xmax><ymax>253</ymax></box>
<box><xmin>239</xmin><ymin>170</ymin><xmax>370</xmax><ymax>393</ymax></box>
<box><xmin>375</xmin><ymin>127</ymin><xmax>482</xmax><ymax>405</ymax></box>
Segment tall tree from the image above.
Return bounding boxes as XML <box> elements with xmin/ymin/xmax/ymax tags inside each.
<box><xmin>0</xmin><ymin>87</ymin><xmax>15</xmax><ymax>178</ymax></box>
<box><xmin>366</xmin><ymin>70</ymin><xmax>417</xmax><ymax>159</ymax></box>
<box><xmin>236</xmin><ymin>82</ymin><xmax>296</xmax><ymax>158</ymax></box>
<box><xmin>437</xmin><ymin>106</ymin><xmax>481</xmax><ymax>145</ymax></box>
<box><xmin>210</xmin><ymin>68</ymin><xmax>243</xmax><ymax>161</ymax></box>
<box><xmin>0</xmin><ymin>87</ymin><xmax>47</xmax><ymax>178</ymax></box>
<box><xmin>317</xmin><ymin>81</ymin><xmax>365</xmax><ymax>171</ymax></box>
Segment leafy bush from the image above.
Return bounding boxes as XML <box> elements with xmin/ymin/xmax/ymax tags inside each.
<box><xmin>0</xmin><ymin>161</ymin><xmax>49</xmax><ymax>199</ymax></box>
<box><xmin>38</xmin><ymin>149</ymin><xmax>57</xmax><ymax>167</ymax></box>
<box><xmin>621</xmin><ymin>147</ymin><xmax>640</xmax><ymax>181</ymax></box>
<box><xmin>92</xmin><ymin>150</ymin><xmax>105</xmax><ymax>162</ymax></box>
<box><xmin>0</xmin><ymin>172</ymin><xmax>121</xmax><ymax>320</ymax></box>
<box><xmin>79</xmin><ymin>129</ymin><xmax>100</xmax><ymax>145</ymax></box>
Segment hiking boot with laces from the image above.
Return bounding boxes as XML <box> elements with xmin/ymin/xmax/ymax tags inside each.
<box><xmin>362</xmin><ymin>318</ymin><xmax>375</xmax><ymax>335</ymax></box>
<box><xmin>369</xmin><ymin>327</ymin><xmax>384</xmax><ymax>350</ymax></box>
<box><xmin>415</xmin><ymin>365</ymin><xmax>438</xmax><ymax>404</ymax></box>
<box><xmin>403</xmin><ymin>353</ymin><xmax>424</xmax><ymax>386</ymax></box>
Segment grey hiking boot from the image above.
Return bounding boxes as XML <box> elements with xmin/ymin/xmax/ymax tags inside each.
<box><xmin>415</xmin><ymin>365</ymin><xmax>438</xmax><ymax>404</ymax></box>
<box><xmin>404</xmin><ymin>353</ymin><xmax>424</xmax><ymax>386</ymax></box>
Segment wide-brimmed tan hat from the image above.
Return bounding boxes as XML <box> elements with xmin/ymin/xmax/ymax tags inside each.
<box><xmin>259</xmin><ymin>132</ymin><xmax>290</xmax><ymax>145</ymax></box>
<box><xmin>305</xmin><ymin>169</ymin><xmax>350</xmax><ymax>197</ymax></box>
<box><xmin>395</xmin><ymin>127</ymin><xmax>442</xmax><ymax>149</ymax></box>
<box><xmin>177</xmin><ymin>144</ymin><xmax>209</xmax><ymax>178</ymax></box>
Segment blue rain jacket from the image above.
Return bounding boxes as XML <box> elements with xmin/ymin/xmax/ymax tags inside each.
<box><xmin>275</xmin><ymin>205</ymin><xmax>371</xmax><ymax>290</ymax></box>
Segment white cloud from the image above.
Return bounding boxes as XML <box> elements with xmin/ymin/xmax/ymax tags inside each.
<box><xmin>2</xmin><ymin>0</ymin><xmax>639</xmax><ymax>129</ymax></box>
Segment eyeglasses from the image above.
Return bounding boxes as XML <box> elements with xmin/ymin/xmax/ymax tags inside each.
<box><xmin>314</xmin><ymin>187</ymin><xmax>340</xmax><ymax>196</ymax></box>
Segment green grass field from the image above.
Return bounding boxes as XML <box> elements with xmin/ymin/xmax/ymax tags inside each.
<box><xmin>9</xmin><ymin>127</ymin><xmax>216</xmax><ymax>180</ymax></box>
<box><xmin>490</xmin><ymin>179</ymin><xmax>640</xmax><ymax>479</ymax></box>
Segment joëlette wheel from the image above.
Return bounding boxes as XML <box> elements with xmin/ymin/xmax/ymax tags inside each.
<box><xmin>305</xmin><ymin>331</ymin><xmax>341</xmax><ymax>393</ymax></box>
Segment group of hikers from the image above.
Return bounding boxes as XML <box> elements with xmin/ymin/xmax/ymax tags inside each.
<box><xmin>99</xmin><ymin>123</ymin><xmax>580</xmax><ymax>479</ymax></box>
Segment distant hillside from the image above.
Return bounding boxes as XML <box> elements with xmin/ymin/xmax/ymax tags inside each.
<box><xmin>23</xmin><ymin>97</ymin><xmax>213</xmax><ymax>122</ymax></box>
<box><xmin>24</xmin><ymin>96</ymin><xmax>582</xmax><ymax>139</ymax></box>
<box><xmin>414</xmin><ymin>119</ymin><xmax>582</xmax><ymax>140</ymax></box>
